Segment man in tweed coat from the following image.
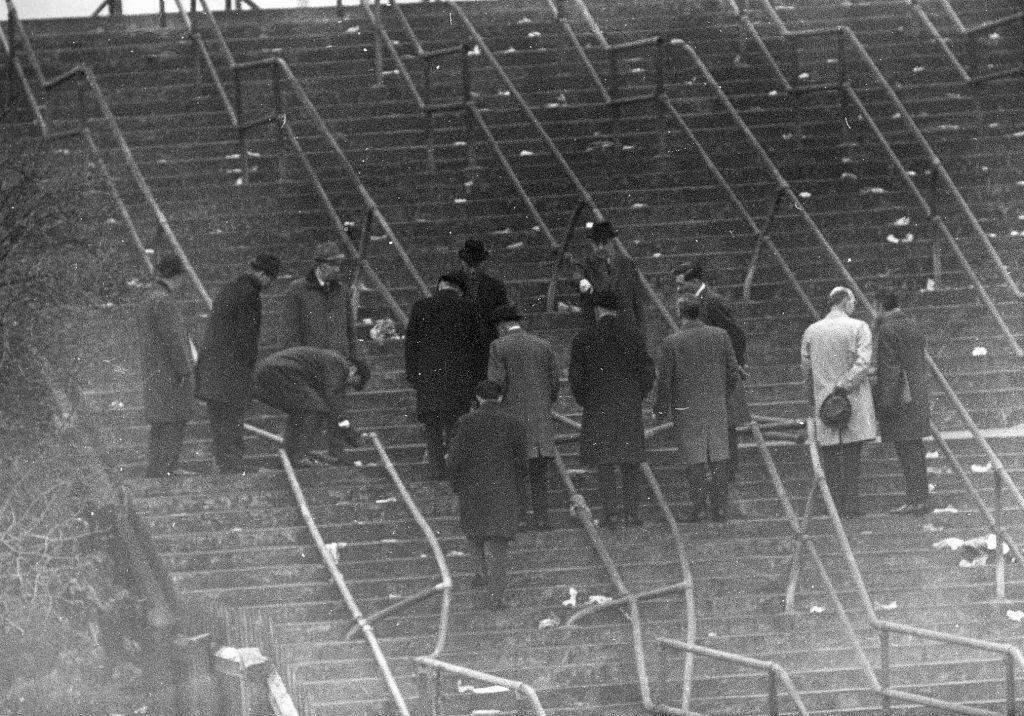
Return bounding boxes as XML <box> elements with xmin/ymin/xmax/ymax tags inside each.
<box><xmin>137</xmin><ymin>254</ymin><xmax>195</xmax><ymax>481</ymax></box>
<box><xmin>487</xmin><ymin>304</ymin><xmax>561</xmax><ymax>530</ymax></box>
<box><xmin>801</xmin><ymin>286</ymin><xmax>878</xmax><ymax>517</ymax></box>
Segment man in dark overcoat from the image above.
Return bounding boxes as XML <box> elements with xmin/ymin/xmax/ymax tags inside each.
<box><xmin>404</xmin><ymin>273</ymin><xmax>483</xmax><ymax>481</ymax></box>
<box><xmin>277</xmin><ymin>240</ymin><xmax>370</xmax><ymax>459</ymax></box>
<box><xmin>448</xmin><ymin>380</ymin><xmax>529</xmax><ymax>610</ymax></box>
<box><xmin>253</xmin><ymin>346</ymin><xmax>360</xmax><ymax>467</ymax></box>
<box><xmin>873</xmin><ymin>288</ymin><xmax>931</xmax><ymax>514</ymax></box>
<box><xmin>195</xmin><ymin>253</ymin><xmax>281</xmax><ymax>475</ymax></box>
<box><xmin>487</xmin><ymin>304</ymin><xmax>561</xmax><ymax>530</ymax></box>
<box><xmin>654</xmin><ymin>296</ymin><xmax>743</xmax><ymax>522</ymax></box>
<box><xmin>674</xmin><ymin>260</ymin><xmax>751</xmax><ymax>484</ymax></box>
<box><xmin>571</xmin><ymin>221</ymin><xmax>646</xmax><ymax>334</ymax></box>
<box><xmin>137</xmin><ymin>254</ymin><xmax>196</xmax><ymax>481</ymax></box>
<box><xmin>451</xmin><ymin>238</ymin><xmax>509</xmax><ymax>374</ymax></box>
<box><xmin>569</xmin><ymin>289</ymin><xmax>655</xmax><ymax>528</ymax></box>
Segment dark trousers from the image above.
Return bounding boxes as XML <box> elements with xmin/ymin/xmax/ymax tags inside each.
<box><xmin>725</xmin><ymin>427</ymin><xmax>739</xmax><ymax>483</ymax></box>
<box><xmin>894</xmin><ymin>438</ymin><xmax>928</xmax><ymax>502</ymax></box>
<box><xmin>469</xmin><ymin>537</ymin><xmax>510</xmax><ymax>603</ymax></box>
<box><xmin>284</xmin><ymin>412</ymin><xmax>346</xmax><ymax>462</ymax></box>
<box><xmin>207</xmin><ymin>400</ymin><xmax>246</xmax><ymax>473</ymax></box>
<box><xmin>819</xmin><ymin>440</ymin><xmax>865</xmax><ymax>515</ymax></box>
<box><xmin>423</xmin><ymin>417</ymin><xmax>457</xmax><ymax>479</ymax></box>
<box><xmin>146</xmin><ymin>421</ymin><xmax>187</xmax><ymax>480</ymax></box>
<box><xmin>521</xmin><ymin>457</ymin><xmax>551</xmax><ymax>524</ymax></box>
<box><xmin>683</xmin><ymin>460</ymin><xmax>730</xmax><ymax>514</ymax></box>
<box><xmin>597</xmin><ymin>462</ymin><xmax>641</xmax><ymax>520</ymax></box>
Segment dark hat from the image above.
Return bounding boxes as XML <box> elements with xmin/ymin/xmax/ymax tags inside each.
<box><xmin>475</xmin><ymin>379</ymin><xmax>504</xmax><ymax>401</ymax></box>
<box><xmin>673</xmin><ymin>260</ymin><xmax>705</xmax><ymax>282</ymax></box>
<box><xmin>588</xmin><ymin>220</ymin><xmax>617</xmax><ymax>245</ymax></box>
<box><xmin>155</xmin><ymin>254</ymin><xmax>185</xmax><ymax>279</ymax></box>
<box><xmin>458</xmin><ymin>238</ymin><xmax>490</xmax><ymax>266</ymax></box>
<box><xmin>490</xmin><ymin>303</ymin><xmax>522</xmax><ymax>324</ymax></box>
<box><xmin>438</xmin><ymin>272</ymin><xmax>467</xmax><ymax>294</ymax></box>
<box><xmin>250</xmin><ymin>253</ymin><xmax>282</xmax><ymax>279</ymax></box>
<box><xmin>313</xmin><ymin>240</ymin><xmax>346</xmax><ymax>263</ymax></box>
<box><xmin>592</xmin><ymin>288</ymin><xmax>621</xmax><ymax>311</ymax></box>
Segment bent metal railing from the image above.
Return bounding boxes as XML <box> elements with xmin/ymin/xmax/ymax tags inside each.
<box><xmin>2</xmin><ymin>8</ymin><xmax>451</xmax><ymax>714</ymax></box>
<box><xmin>167</xmin><ymin>0</ymin><xmax>431</xmax><ymax>325</ymax></box>
<box><xmin>414</xmin><ymin>656</ymin><xmax>547</xmax><ymax>716</ymax></box>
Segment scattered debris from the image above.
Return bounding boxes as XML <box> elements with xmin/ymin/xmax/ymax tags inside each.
<box><xmin>874</xmin><ymin>600</ymin><xmax>898</xmax><ymax>611</ymax></box>
<box><xmin>922</xmin><ymin>523</ymin><xmax>941</xmax><ymax>532</ymax></box>
<box><xmin>527</xmin><ymin>30</ymin><xmax>541</xmax><ymax>39</ymax></box>
<box><xmin>840</xmin><ymin>171</ymin><xmax>857</xmax><ymax>180</ymax></box>
<box><xmin>971</xmin><ymin>462</ymin><xmax>993</xmax><ymax>473</ymax></box>
<box><xmin>374</xmin><ymin>497</ymin><xmax>397</xmax><ymax>504</ymax></box>
<box><xmin>921</xmin><ymin>278</ymin><xmax>936</xmax><ymax>292</ymax></box>
<box><xmin>860</xmin><ymin>186</ymin><xmax>887</xmax><ymax>195</ymax></box>
<box><xmin>587</xmin><ymin>594</ymin><xmax>613</xmax><ymax>606</ymax></box>
<box><xmin>935</xmin><ymin>124</ymin><xmax>961</xmax><ymax>131</ymax></box>
<box><xmin>1008</xmin><ymin>610</ymin><xmax>1024</xmax><ymax>622</ymax></box>
<box><xmin>519</xmin><ymin>150</ymin><xmax>536</xmax><ymax>156</ymax></box>
<box><xmin>517</xmin><ymin>16</ymin><xmax>532</xmax><ymax>24</ymax></box>
<box><xmin>971</xmin><ymin>346</ymin><xmax>988</xmax><ymax>357</ymax></box>
<box><xmin>538</xmin><ymin>616</ymin><xmax>560</xmax><ymax>629</ymax></box>
<box><xmin>506</xmin><ymin>241</ymin><xmax>524</xmax><ymax>250</ymax></box>
<box><xmin>630</xmin><ymin>202</ymin><xmax>649</xmax><ymax>209</ymax></box>
<box><xmin>457</xmin><ymin>681</ymin><xmax>509</xmax><ymax>695</ymax></box>
<box><xmin>344</xmin><ymin>25</ymin><xmax>360</xmax><ymax>34</ymax></box>
<box><xmin>912</xmin><ymin>65</ymin><xmax>924</xmax><ymax>73</ymax></box>
<box><xmin>894</xmin><ymin>216</ymin><xmax>911</xmax><ymax>226</ymax></box>
<box><xmin>561</xmin><ymin>587</ymin><xmax>579</xmax><ymax>608</ymax></box>
<box><xmin>467</xmin><ymin>44</ymin><xmax>480</xmax><ymax>56</ymax></box>
<box><xmin>891</xmin><ymin>112</ymin><xmax>901</xmax><ymax>120</ymax></box>
<box><xmin>453</xmin><ymin>197</ymin><xmax>468</xmax><ymax>204</ymax></box>
<box><xmin>370</xmin><ymin>318</ymin><xmax>399</xmax><ymax>344</ymax></box>
<box><xmin>808</xmin><ymin>605</ymin><xmax>825</xmax><ymax>614</ymax></box>
<box><xmin>798</xmin><ymin>191</ymin><xmax>812</xmax><ymax>199</ymax></box>
<box><xmin>933</xmin><ymin>505</ymin><xmax>959</xmax><ymax>514</ymax></box>
<box><xmin>797</xmin><ymin>71</ymin><xmax>810</xmax><ymax>80</ymax></box>
<box><xmin>446</xmin><ymin>550</ymin><xmax>466</xmax><ymax>557</ymax></box>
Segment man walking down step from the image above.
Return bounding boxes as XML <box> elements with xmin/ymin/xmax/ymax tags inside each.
<box><xmin>801</xmin><ymin>286</ymin><xmax>877</xmax><ymax>518</ymax></box>
<box><xmin>487</xmin><ymin>304</ymin><xmax>561</xmax><ymax>530</ymax></box>
<box><xmin>673</xmin><ymin>260</ymin><xmax>751</xmax><ymax>485</ymax></box>
<box><xmin>405</xmin><ymin>273</ymin><xmax>484</xmax><ymax>481</ymax></box>
<box><xmin>569</xmin><ymin>289</ymin><xmax>655</xmax><ymax>529</ymax></box>
<box><xmin>872</xmin><ymin>288</ymin><xmax>931</xmax><ymax>515</ymax></box>
<box><xmin>451</xmin><ymin>238</ymin><xmax>509</xmax><ymax>370</ymax></box>
<box><xmin>137</xmin><ymin>254</ymin><xmax>196</xmax><ymax>482</ymax></box>
<box><xmin>278</xmin><ymin>240</ymin><xmax>370</xmax><ymax>461</ymax></box>
<box><xmin>654</xmin><ymin>296</ymin><xmax>743</xmax><ymax>522</ymax></box>
<box><xmin>448</xmin><ymin>380</ymin><xmax>529</xmax><ymax>610</ymax></box>
<box><xmin>253</xmin><ymin>347</ymin><xmax>363</xmax><ymax>468</ymax></box>
<box><xmin>571</xmin><ymin>221</ymin><xmax>646</xmax><ymax>334</ymax></box>
<box><xmin>195</xmin><ymin>253</ymin><xmax>281</xmax><ymax>476</ymax></box>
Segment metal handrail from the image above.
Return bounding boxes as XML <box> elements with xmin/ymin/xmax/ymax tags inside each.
<box><xmin>550</xmin><ymin>449</ymin><xmax>697</xmax><ymax>715</ymax></box>
<box><xmin>170</xmin><ymin>0</ymin><xmax>429</xmax><ymax>322</ymax></box>
<box><xmin>413</xmin><ymin>656</ymin><xmax>546</xmax><ymax>715</ymax></box>
<box><xmin>279</xmin><ymin>450</ymin><xmax>412</xmax><ymax>716</ymax></box>
<box><xmin>739</xmin><ymin>0</ymin><xmax>1023</xmax><ymax>305</ymax></box>
<box><xmin>343</xmin><ymin>432</ymin><xmax>453</xmax><ymax>659</ymax></box>
<box><xmin>657</xmin><ymin>637</ymin><xmax>809</xmax><ymax>716</ymax></box>
<box><xmin>802</xmin><ymin>423</ymin><xmax>1024</xmax><ymax>715</ymax></box>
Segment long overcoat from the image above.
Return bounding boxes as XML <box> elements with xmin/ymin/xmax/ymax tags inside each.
<box><xmin>487</xmin><ymin>328</ymin><xmax>561</xmax><ymax>458</ymax></box>
<box><xmin>278</xmin><ymin>270</ymin><xmax>368</xmax><ymax>369</ymax></box>
<box><xmin>137</xmin><ymin>280</ymin><xmax>195</xmax><ymax>424</ymax></box>
<box><xmin>448</xmin><ymin>402</ymin><xmax>529</xmax><ymax>540</ymax></box>
<box><xmin>874</xmin><ymin>308</ymin><xmax>931</xmax><ymax>441</ymax></box>
<box><xmin>653</xmin><ymin>323</ymin><xmax>741</xmax><ymax>465</ymax></box>
<box><xmin>253</xmin><ymin>347</ymin><xmax>351</xmax><ymax>417</ymax></box>
<box><xmin>571</xmin><ymin>251</ymin><xmax>646</xmax><ymax>333</ymax></box>
<box><xmin>404</xmin><ymin>288</ymin><xmax>483</xmax><ymax>421</ymax></box>
<box><xmin>569</xmin><ymin>314</ymin><xmax>654</xmax><ymax>465</ymax></box>
<box><xmin>693</xmin><ymin>284</ymin><xmax>751</xmax><ymax>425</ymax></box>
<box><xmin>195</xmin><ymin>273</ymin><xmax>262</xmax><ymax>405</ymax></box>
<box><xmin>452</xmin><ymin>267</ymin><xmax>509</xmax><ymax>366</ymax></box>
<box><xmin>801</xmin><ymin>309</ymin><xmax>878</xmax><ymax>447</ymax></box>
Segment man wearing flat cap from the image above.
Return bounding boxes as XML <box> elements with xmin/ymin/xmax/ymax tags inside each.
<box><xmin>405</xmin><ymin>274</ymin><xmax>485</xmax><ymax>480</ymax></box>
<box><xmin>488</xmin><ymin>304</ymin><xmax>561</xmax><ymax>529</ymax></box>
<box><xmin>196</xmin><ymin>253</ymin><xmax>281</xmax><ymax>475</ymax></box>
<box><xmin>674</xmin><ymin>260</ymin><xmax>750</xmax><ymax>485</ymax></box>
<box><xmin>452</xmin><ymin>238</ymin><xmax>509</xmax><ymax>369</ymax></box>
<box><xmin>277</xmin><ymin>240</ymin><xmax>370</xmax><ymax>462</ymax></box>
<box><xmin>569</xmin><ymin>288</ymin><xmax>655</xmax><ymax>528</ymax></box>
<box><xmin>570</xmin><ymin>220</ymin><xmax>646</xmax><ymax>334</ymax></box>
<box><xmin>448</xmin><ymin>379</ymin><xmax>530</xmax><ymax>609</ymax></box>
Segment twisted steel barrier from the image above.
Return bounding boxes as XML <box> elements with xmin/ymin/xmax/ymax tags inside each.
<box><xmin>414</xmin><ymin>656</ymin><xmax>547</xmax><ymax>716</ymax></box>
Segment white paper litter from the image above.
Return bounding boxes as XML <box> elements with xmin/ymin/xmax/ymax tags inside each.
<box><xmin>840</xmin><ymin>171</ymin><xmax>857</xmax><ymax>180</ymax></box>
<box><xmin>587</xmin><ymin>594</ymin><xmax>613</xmax><ymax>606</ymax></box>
<box><xmin>631</xmin><ymin>202</ymin><xmax>649</xmax><ymax>209</ymax></box>
<box><xmin>768</xmin><ymin>90</ymin><xmax>779</xmax><ymax>96</ymax></box>
<box><xmin>874</xmin><ymin>601</ymin><xmax>898</xmax><ymax>611</ymax></box>
<box><xmin>506</xmin><ymin>241</ymin><xmax>524</xmax><ymax>250</ymax></box>
<box><xmin>971</xmin><ymin>462</ymin><xmax>993</xmax><ymax>473</ymax></box>
<box><xmin>960</xmin><ymin>554</ymin><xmax>988</xmax><ymax>568</ymax></box>
<box><xmin>1008</xmin><ymin>610</ymin><xmax>1024</xmax><ymax>622</ymax></box>
<box><xmin>467</xmin><ymin>45</ymin><xmax>480</xmax><ymax>56</ymax></box>
<box><xmin>517</xmin><ymin>16</ymin><xmax>532</xmax><ymax>23</ymax></box>
<box><xmin>912</xmin><ymin>65</ymin><xmax>924</xmax><ymax>73</ymax></box>
<box><xmin>457</xmin><ymin>680</ymin><xmax>509</xmax><ymax>695</ymax></box>
<box><xmin>453</xmin><ymin>198</ymin><xmax>468</xmax><ymax>204</ymax></box>
<box><xmin>933</xmin><ymin>537</ymin><xmax>964</xmax><ymax>551</ymax></box>
<box><xmin>989</xmin><ymin>32</ymin><xmax>1002</xmax><ymax>41</ymax></box>
<box><xmin>936</xmin><ymin>124</ymin><xmax>961</xmax><ymax>131</ymax></box>
<box><xmin>922</xmin><ymin>523</ymin><xmax>941</xmax><ymax>532</ymax></box>
<box><xmin>446</xmin><ymin>550</ymin><xmax>467</xmax><ymax>557</ymax></box>
<box><xmin>922</xmin><ymin>278</ymin><xmax>936</xmax><ymax>292</ymax></box>
<box><xmin>860</xmin><ymin>186</ymin><xmax>886</xmax><ymax>195</ymax></box>
<box><xmin>561</xmin><ymin>587</ymin><xmax>579</xmax><ymax>608</ymax></box>
<box><xmin>891</xmin><ymin>112</ymin><xmax>901</xmax><ymax>120</ymax></box>
<box><xmin>343</xmin><ymin>25</ymin><xmax>360</xmax><ymax>34</ymax></box>
<box><xmin>526</xmin><ymin>31</ymin><xmax>541</xmax><ymax>38</ymax></box>
<box><xmin>808</xmin><ymin>605</ymin><xmax>825</xmax><ymax>614</ymax></box>
<box><xmin>972</xmin><ymin>346</ymin><xmax>988</xmax><ymax>357</ymax></box>
<box><xmin>538</xmin><ymin>616</ymin><xmax>560</xmax><ymax>629</ymax></box>
<box><xmin>933</xmin><ymin>505</ymin><xmax>959</xmax><ymax>514</ymax></box>
<box><xmin>929</xmin><ymin>483</ymin><xmax>936</xmax><ymax>493</ymax></box>
<box><xmin>797</xmin><ymin>72</ymin><xmax>810</xmax><ymax>80</ymax></box>
<box><xmin>926</xmin><ymin>451</ymin><xmax>940</xmax><ymax>459</ymax></box>
<box><xmin>499</xmin><ymin>47</ymin><xmax>517</xmax><ymax>54</ymax></box>
<box><xmin>797</xmin><ymin>191</ymin><xmax>811</xmax><ymax>199</ymax></box>
<box><xmin>519</xmin><ymin>150</ymin><xmax>535</xmax><ymax>156</ymax></box>
<box><xmin>894</xmin><ymin>216</ymin><xmax>911</xmax><ymax>226</ymax></box>
<box><xmin>374</xmin><ymin>497</ymin><xmax>397</xmax><ymax>504</ymax></box>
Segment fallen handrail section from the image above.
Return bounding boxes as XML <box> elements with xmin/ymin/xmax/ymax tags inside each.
<box><xmin>414</xmin><ymin>656</ymin><xmax>547</xmax><ymax>715</ymax></box>
<box><xmin>657</xmin><ymin>637</ymin><xmax>809</xmax><ymax>716</ymax></box>
<box><xmin>279</xmin><ymin>449</ymin><xmax>413</xmax><ymax>716</ymax></box>
<box><xmin>344</xmin><ymin>432</ymin><xmax>453</xmax><ymax>657</ymax></box>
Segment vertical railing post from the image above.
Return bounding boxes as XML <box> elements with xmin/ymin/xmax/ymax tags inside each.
<box><xmin>927</xmin><ymin>170</ymin><xmax>941</xmax><ymax>289</ymax></box>
<box><xmin>767</xmin><ymin>667</ymin><xmax>779</xmax><ymax>716</ymax></box>
<box><xmin>273</xmin><ymin>64</ymin><xmax>286</xmax><ymax>187</ymax></box>
<box><xmin>461</xmin><ymin>44</ymin><xmax>477</xmax><ymax>169</ymax></box>
<box><xmin>159</xmin><ymin>0</ymin><xmax>167</xmax><ymax>27</ymax></box>
<box><xmin>836</xmin><ymin>30</ymin><xmax>848</xmax><ymax>145</ymax></box>
<box><xmin>879</xmin><ymin>629</ymin><xmax>892</xmax><ymax>716</ymax></box>
<box><xmin>995</xmin><ymin>471</ymin><xmax>1007</xmax><ymax>600</ymax></box>
<box><xmin>234</xmin><ymin>69</ymin><xmax>248</xmax><ymax>184</ymax></box>
<box><xmin>1006</xmin><ymin>653</ymin><xmax>1017</xmax><ymax>716</ymax></box>
<box><xmin>372</xmin><ymin>0</ymin><xmax>384</xmax><ymax>87</ymax></box>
